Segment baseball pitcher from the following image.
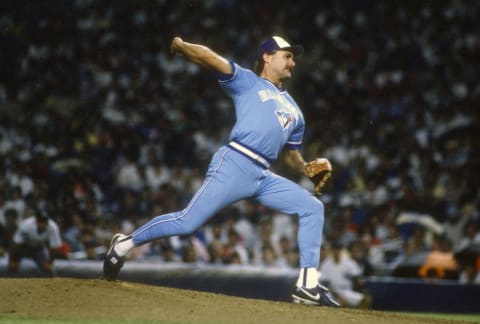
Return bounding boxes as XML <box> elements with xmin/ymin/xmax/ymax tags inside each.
<box><xmin>104</xmin><ymin>35</ymin><xmax>339</xmax><ymax>307</ymax></box>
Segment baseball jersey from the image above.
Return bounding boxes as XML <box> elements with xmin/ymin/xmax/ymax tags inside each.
<box><xmin>13</xmin><ymin>217</ymin><xmax>62</xmax><ymax>249</ymax></box>
<box><xmin>218</xmin><ymin>62</ymin><xmax>305</xmax><ymax>162</ymax></box>
<box><xmin>320</xmin><ymin>254</ymin><xmax>363</xmax><ymax>291</ymax></box>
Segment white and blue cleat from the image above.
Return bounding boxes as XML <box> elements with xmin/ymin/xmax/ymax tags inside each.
<box><xmin>292</xmin><ymin>284</ymin><xmax>340</xmax><ymax>307</ymax></box>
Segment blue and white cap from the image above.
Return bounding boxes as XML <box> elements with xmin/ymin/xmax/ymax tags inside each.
<box><xmin>257</xmin><ymin>36</ymin><xmax>304</xmax><ymax>59</ymax></box>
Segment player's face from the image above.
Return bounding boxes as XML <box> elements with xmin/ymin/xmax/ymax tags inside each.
<box><xmin>269</xmin><ymin>50</ymin><xmax>296</xmax><ymax>80</ymax></box>
<box><xmin>36</xmin><ymin>218</ymin><xmax>48</xmax><ymax>233</ymax></box>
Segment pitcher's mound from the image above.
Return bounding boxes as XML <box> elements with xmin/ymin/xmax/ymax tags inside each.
<box><xmin>0</xmin><ymin>278</ymin><xmax>458</xmax><ymax>323</ymax></box>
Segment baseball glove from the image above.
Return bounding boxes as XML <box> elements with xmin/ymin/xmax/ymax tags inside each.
<box><xmin>304</xmin><ymin>158</ymin><xmax>332</xmax><ymax>194</ymax></box>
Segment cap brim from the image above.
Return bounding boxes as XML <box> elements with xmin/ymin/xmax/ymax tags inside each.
<box><xmin>284</xmin><ymin>45</ymin><xmax>304</xmax><ymax>57</ymax></box>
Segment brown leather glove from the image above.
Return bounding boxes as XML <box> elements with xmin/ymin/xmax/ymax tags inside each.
<box><xmin>304</xmin><ymin>158</ymin><xmax>332</xmax><ymax>194</ymax></box>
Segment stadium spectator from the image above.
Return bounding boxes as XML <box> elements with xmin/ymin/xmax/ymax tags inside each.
<box><xmin>8</xmin><ymin>209</ymin><xmax>64</xmax><ymax>276</ymax></box>
<box><xmin>458</xmin><ymin>263</ymin><xmax>480</xmax><ymax>285</ymax></box>
<box><xmin>445</xmin><ymin>202</ymin><xmax>477</xmax><ymax>250</ymax></box>
<box><xmin>4</xmin><ymin>186</ymin><xmax>26</xmax><ymax>220</ymax></box>
<box><xmin>368</xmin><ymin>223</ymin><xmax>405</xmax><ymax>271</ymax></box>
<box><xmin>418</xmin><ymin>235</ymin><xmax>459</xmax><ymax>279</ymax></box>
<box><xmin>0</xmin><ymin>208</ymin><xmax>19</xmax><ymax>257</ymax></box>
<box><xmin>144</xmin><ymin>154</ymin><xmax>171</xmax><ymax>193</ymax></box>
<box><xmin>348</xmin><ymin>240</ymin><xmax>375</xmax><ymax>277</ymax></box>
<box><xmin>320</xmin><ymin>241</ymin><xmax>372</xmax><ymax>308</ymax></box>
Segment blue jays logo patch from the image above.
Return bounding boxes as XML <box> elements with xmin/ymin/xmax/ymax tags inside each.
<box><xmin>276</xmin><ymin>109</ymin><xmax>293</xmax><ymax>129</ymax></box>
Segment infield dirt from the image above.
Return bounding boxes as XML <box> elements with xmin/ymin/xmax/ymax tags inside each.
<box><xmin>0</xmin><ymin>278</ymin><xmax>472</xmax><ymax>323</ymax></box>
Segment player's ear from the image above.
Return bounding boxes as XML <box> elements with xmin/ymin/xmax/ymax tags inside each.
<box><xmin>262</xmin><ymin>52</ymin><xmax>272</xmax><ymax>65</ymax></box>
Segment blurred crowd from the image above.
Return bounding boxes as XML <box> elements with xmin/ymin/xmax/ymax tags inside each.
<box><xmin>1</xmin><ymin>0</ymin><xmax>480</xmax><ymax>294</ymax></box>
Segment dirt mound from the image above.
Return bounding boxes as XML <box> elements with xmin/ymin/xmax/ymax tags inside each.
<box><xmin>0</xmin><ymin>278</ymin><xmax>465</xmax><ymax>323</ymax></box>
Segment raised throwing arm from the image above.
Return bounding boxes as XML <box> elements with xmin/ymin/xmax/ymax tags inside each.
<box><xmin>170</xmin><ymin>37</ymin><xmax>232</xmax><ymax>74</ymax></box>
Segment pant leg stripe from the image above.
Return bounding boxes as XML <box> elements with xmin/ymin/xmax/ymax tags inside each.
<box><xmin>132</xmin><ymin>148</ymin><xmax>229</xmax><ymax>238</ymax></box>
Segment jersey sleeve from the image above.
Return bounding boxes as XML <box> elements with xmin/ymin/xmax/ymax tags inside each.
<box><xmin>48</xmin><ymin>221</ymin><xmax>63</xmax><ymax>248</ymax></box>
<box><xmin>217</xmin><ymin>62</ymin><xmax>258</xmax><ymax>96</ymax></box>
<box><xmin>348</xmin><ymin>259</ymin><xmax>363</xmax><ymax>277</ymax></box>
<box><xmin>285</xmin><ymin>117</ymin><xmax>304</xmax><ymax>150</ymax></box>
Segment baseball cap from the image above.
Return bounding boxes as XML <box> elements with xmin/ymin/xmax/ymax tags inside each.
<box><xmin>257</xmin><ymin>36</ymin><xmax>304</xmax><ymax>59</ymax></box>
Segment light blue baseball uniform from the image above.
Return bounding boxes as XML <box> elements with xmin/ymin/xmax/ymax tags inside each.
<box><xmin>131</xmin><ymin>62</ymin><xmax>324</xmax><ymax>268</ymax></box>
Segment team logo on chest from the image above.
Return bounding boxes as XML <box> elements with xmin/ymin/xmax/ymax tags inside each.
<box><xmin>258</xmin><ymin>89</ymin><xmax>298</xmax><ymax>130</ymax></box>
<box><xmin>276</xmin><ymin>109</ymin><xmax>293</xmax><ymax>129</ymax></box>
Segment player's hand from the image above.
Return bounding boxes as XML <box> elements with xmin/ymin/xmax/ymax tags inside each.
<box><xmin>170</xmin><ymin>37</ymin><xmax>183</xmax><ymax>55</ymax></box>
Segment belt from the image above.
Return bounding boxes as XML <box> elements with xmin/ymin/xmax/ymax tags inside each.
<box><xmin>227</xmin><ymin>141</ymin><xmax>271</xmax><ymax>169</ymax></box>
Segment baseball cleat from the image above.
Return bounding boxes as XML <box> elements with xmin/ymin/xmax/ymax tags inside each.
<box><xmin>103</xmin><ymin>233</ymin><xmax>130</xmax><ymax>281</ymax></box>
<box><xmin>292</xmin><ymin>284</ymin><xmax>340</xmax><ymax>307</ymax></box>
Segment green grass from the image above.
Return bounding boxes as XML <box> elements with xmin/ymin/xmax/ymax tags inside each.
<box><xmin>398</xmin><ymin>312</ymin><xmax>480</xmax><ymax>323</ymax></box>
<box><xmin>0</xmin><ymin>316</ymin><xmax>207</xmax><ymax>324</ymax></box>
<box><xmin>3</xmin><ymin>311</ymin><xmax>480</xmax><ymax>323</ymax></box>
<box><xmin>0</xmin><ymin>317</ymin><xmax>192</xmax><ymax>324</ymax></box>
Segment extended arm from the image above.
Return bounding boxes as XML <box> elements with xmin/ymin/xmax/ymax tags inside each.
<box><xmin>283</xmin><ymin>149</ymin><xmax>307</xmax><ymax>174</ymax></box>
<box><xmin>170</xmin><ymin>37</ymin><xmax>232</xmax><ymax>74</ymax></box>
<box><xmin>283</xmin><ymin>149</ymin><xmax>333</xmax><ymax>194</ymax></box>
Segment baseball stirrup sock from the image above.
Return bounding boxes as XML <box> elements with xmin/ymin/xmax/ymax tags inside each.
<box><xmin>296</xmin><ymin>267</ymin><xmax>319</xmax><ymax>289</ymax></box>
<box><xmin>115</xmin><ymin>236</ymin><xmax>134</xmax><ymax>257</ymax></box>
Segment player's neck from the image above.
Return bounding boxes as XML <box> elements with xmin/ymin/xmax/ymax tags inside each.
<box><xmin>260</xmin><ymin>73</ymin><xmax>283</xmax><ymax>89</ymax></box>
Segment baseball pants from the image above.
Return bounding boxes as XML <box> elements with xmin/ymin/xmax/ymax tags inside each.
<box><xmin>132</xmin><ymin>145</ymin><xmax>325</xmax><ymax>268</ymax></box>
